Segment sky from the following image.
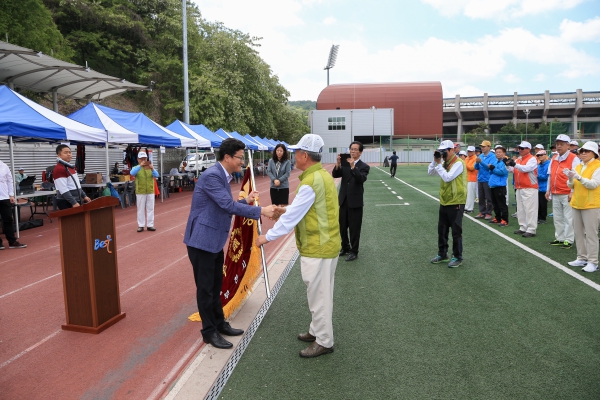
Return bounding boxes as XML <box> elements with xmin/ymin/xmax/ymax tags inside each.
<box><xmin>194</xmin><ymin>0</ymin><xmax>600</xmax><ymax>101</ymax></box>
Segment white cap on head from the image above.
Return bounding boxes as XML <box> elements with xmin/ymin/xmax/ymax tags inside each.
<box><xmin>517</xmin><ymin>141</ymin><xmax>532</xmax><ymax>149</ymax></box>
<box><xmin>494</xmin><ymin>144</ymin><xmax>503</xmax><ymax>149</ymax></box>
<box><xmin>458</xmin><ymin>150</ymin><xmax>467</xmax><ymax>156</ymax></box>
<box><xmin>138</xmin><ymin>152</ymin><xmax>148</xmax><ymax>158</ymax></box>
<box><xmin>18</xmin><ymin>167</ymin><xmax>24</xmax><ymax>170</ymax></box>
<box><xmin>437</xmin><ymin>139</ymin><xmax>454</xmax><ymax>150</ymax></box>
<box><xmin>467</xmin><ymin>146</ymin><xmax>475</xmax><ymax>152</ymax></box>
<box><xmin>581</xmin><ymin>141</ymin><xmax>599</xmax><ymax>156</ymax></box>
<box><xmin>289</xmin><ymin>134</ymin><xmax>324</xmax><ymax>153</ymax></box>
<box><xmin>570</xmin><ymin>140</ymin><xmax>579</xmax><ymax>146</ymax></box>
<box><xmin>555</xmin><ymin>134</ymin><xmax>571</xmax><ymax>143</ymax></box>
<box><xmin>534</xmin><ymin>144</ymin><xmax>544</xmax><ymax>149</ymax></box>
<box><xmin>536</xmin><ymin>150</ymin><xmax>547</xmax><ymax>156</ymax></box>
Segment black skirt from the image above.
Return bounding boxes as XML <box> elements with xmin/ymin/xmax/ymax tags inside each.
<box><xmin>270</xmin><ymin>187</ymin><xmax>289</xmax><ymax>205</ymax></box>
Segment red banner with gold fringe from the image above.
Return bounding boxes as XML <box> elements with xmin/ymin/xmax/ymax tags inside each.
<box><xmin>188</xmin><ymin>167</ymin><xmax>263</xmax><ymax>322</ymax></box>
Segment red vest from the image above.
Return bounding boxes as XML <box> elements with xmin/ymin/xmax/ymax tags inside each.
<box><xmin>514</xmin><ymin>154</ymin><xmax>538</xmax><ymax>189</ymax></box>
<box><xmin>549</xmin><ymin>152</ymin><xmax>577</xmax><ymax>195</ymax></box>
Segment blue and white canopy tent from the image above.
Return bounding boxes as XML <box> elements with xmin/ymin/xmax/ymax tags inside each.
<box><xmin>166</xmin><ymin>120</ymin><xmax>220</xmax><ymax>148</ymax></box>
<box><xmin>0</xmin><ymin>85</ymin><xmax>107</xmax><ymax>236</ymax></box>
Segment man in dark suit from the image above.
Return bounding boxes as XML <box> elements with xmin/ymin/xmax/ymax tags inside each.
<box><xmin>332</xmin><ymin>141</ymin><xmax>370</xmax><ymax>261</ymax></box>
<box><xmin>184</xmin><ymin>138</ymin><xmax>280</xmax><ymax>349</ymax></box>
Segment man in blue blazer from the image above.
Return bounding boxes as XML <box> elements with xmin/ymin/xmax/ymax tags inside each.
<box><xmin>184</xmin><ymin>138</ymin><xmax>279</xmax><ymax>349</ymax></box>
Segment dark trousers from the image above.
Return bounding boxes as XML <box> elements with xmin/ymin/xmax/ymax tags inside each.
<box><xmin>187</xmin><ymin>246</ymin><xmax>226</xmax><ymax>339</ymax></box>
<box><xmin>390</xmin><ymin>164</ymin><xmax>397</xmax><ymax>177</ymax></box>
<box><xmin>339</xmin><ymin>199</ymin><xmax>363</xmax><ymax>255</ymax></box>
<box><xmin>0</xmin><ymin>199</ymin><xmax>16</xmax><ymax>245</ymax></box>
<box><xmin>538</xmin><ymin>191</ymin><xmax>548</xmax><ymax>221</ymax></box>
<box><xmin>490</xmin><ymin>186</ymin><xmax>508</xmax><ymax>222</ymax></box>
<box><xmin>477</xmin><ymin>181</ymin><xmax>493</xmax><ymax>215</ymax></box>
<box><xmin>438</xmin><ymin>204</ymin><xmax>464</xmax><ymax>260</ymax></box>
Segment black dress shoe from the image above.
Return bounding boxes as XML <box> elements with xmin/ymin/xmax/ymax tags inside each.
<box><xmin>203</xmin><ymin>332</ymin><xmax>233</xmax><ymax>349</ymax></box>
<box><xmin>345</xmin><ymin>253</ymin><xmax>357</xmax><ymax>262</ymax></box>
<box><xmin>339</xmin><ymin>249</ymin><xmax>349</xmax><ymax>257</ymax></box>
<box><xmin>147</xmin><ymin>226</ymin><xmax>156</xmax><ymax>231</ymax></box>
<box><xmin>218</xmin><ymin>322</ymin><xmax>244</xmax><ymax>336</ymax></box>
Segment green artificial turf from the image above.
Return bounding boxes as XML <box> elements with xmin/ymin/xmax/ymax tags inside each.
<box><xmin>220</xmin><ymin>165</ymin><xmax>600</xmax><ymax>399</ymax></box>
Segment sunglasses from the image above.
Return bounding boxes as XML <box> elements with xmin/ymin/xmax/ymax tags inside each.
<box><xmin>517</xmin><ymin>147</ymin><xmax>527</xmax><ymax>150</ymax></box>
<box><xmin>536</xmin><ymin>154</ymin><xmax>544</xmax><ymax>157</ymax></box>
<box><xmin>579</xmin><ymin>149</ymin><xmax>592</xmax><ymax>154</ymax></box>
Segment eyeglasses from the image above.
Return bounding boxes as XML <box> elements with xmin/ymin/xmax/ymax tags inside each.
<box><xmin>579</xmin><ymin>149</ymin><xmax>591</xmax><ymax>154</ymax></box>
<box><xmin>232</xmin><ymin>155</ymin><xmax>245</xmax><ymax>161</ymax></box>
<box><xmin>517</xmin><ymin>147</ymin><xmax>527</xmax><ymax>150</ymax></box>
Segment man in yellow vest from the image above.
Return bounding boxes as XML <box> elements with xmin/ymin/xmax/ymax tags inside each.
<box><xmin>257</xmin><ymin>133</ymin><xmax>341</xmax><ymax>358</ymax></box>
<box><xmin>131</xmin><ymin>151</ymin><xmax>159</xmax><ymax>232</ymax></box>
<box><xmin>428</xmin><ymin>140</ymin><xmax>467</xmax><ymax>268</ymax></box>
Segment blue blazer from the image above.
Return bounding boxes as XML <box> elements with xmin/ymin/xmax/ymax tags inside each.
<box><xmin>184</xmin><ymin>164</ymin><xmax>261</xmax><ymax>253</ymax></box>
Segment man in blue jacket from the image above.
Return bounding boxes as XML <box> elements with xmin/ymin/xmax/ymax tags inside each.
<box><xmin>536</xmin><ymin>150</ymin><xmax>550</xmax><ymax>224</ymax></box>
<box><xmin>488</xmin><ymin>145</ymin><xmax>510</xmax><ymax>226</ymax></box>
<box><xmin>474</xmin><ymin>140</ymin><xmax>496</xmax><ymax>220</ymax></box>
<box><xmin>184</xmin><ymin>138</ymin><xmax>281</xmax><ymax>349</ymax></box>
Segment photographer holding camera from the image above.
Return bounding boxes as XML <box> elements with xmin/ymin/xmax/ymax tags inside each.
<box><xmin>428</xmin><ymin>140</ymin><xmax>467</xmax><ymax>268</ymax></box>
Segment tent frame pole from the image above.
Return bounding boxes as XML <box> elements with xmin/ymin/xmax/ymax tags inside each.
<box><xmin>9</xmin><ymin>136</ymin><xmax>19</xmax><ymax>238</ymax></box>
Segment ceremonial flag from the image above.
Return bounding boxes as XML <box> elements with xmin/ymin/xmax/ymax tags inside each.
<box><xmin>188</xmin><ymin>166</ymin><xmax>263</xmax><ymax>322</ymax></box>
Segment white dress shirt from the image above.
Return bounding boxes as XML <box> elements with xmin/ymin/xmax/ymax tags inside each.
<box><xmin>265</xmin><ymin>185</ymin><xmax>316</xmax><ymax>242</ymax></box>
<box><xmin>0</xmin><ymin>161</ymin><xmax>15</xmax><ymax>199</ymax></box>
<box><xmin>428</xmin><ymin>158</ymin><xmax>464</xmax><ymax>182</ymax></box>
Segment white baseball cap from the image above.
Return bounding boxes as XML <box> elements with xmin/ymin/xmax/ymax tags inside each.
<box><xmin>467</xmin><ymin>146</ymin><xmax>475</xmax><ymax>152</ymax></box>
<box><xmin>570</xmin><ymin>140</ymin><xmax>579</xmax><ymax>146</ymax></box>
<box><xmin>495</xmin><ymin>144</ymin><xmax>504</xmax><ymax>149</ymax></box>
<box><xmin>138</xmin><ymin>152</ymin><xmax>148</xmax><ymax>158</ymax></box>
<box><xmin>536</xmin><ymin>150</ymin><xmax>547</xmax><ymax>156</ymax></box>
<box><xmin>580</xmin><ymin>141</ymin><xmax>599</xmax><ymax>156</ymax></box>
<box><xmin>458</xmin><ymin>150</ymin><xmax>467</xmax><ymax>156</ymax></box>
<box><xmin>534</xmin><ymin>144</ymin><xmax>544</xmax><ymax>149</ymax></box>
<box><xmin>437</xmin><ymin>140</ymin><xmax>454</xmax><ymax>150</ymax></box>
<box><xmin>289</xmin><ymin>134</ymin><xmax>324</xmax><ymax>153</ymax></box>
<box><xmin>555</xmin><ymin>134</ymin><xmax>571</xmax><ymax>143</ymax></box>
<box><xmin>517</xmin><ymin>141</ymin><xmax>532</xmax><ymax>149</ymax></box>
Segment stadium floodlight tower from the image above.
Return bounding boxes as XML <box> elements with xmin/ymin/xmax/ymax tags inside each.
<box><xmin>324</xmin><ymin>44</ymin><xmax>339</xmax><ymax>86</ymax></box>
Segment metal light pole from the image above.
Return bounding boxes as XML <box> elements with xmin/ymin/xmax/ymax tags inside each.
<box><xmin>372</xmin><ymin>106</ymin><xmax>376</xmax><ymax>147</ymax></box>
<box><xmin>182</xmin><ymin>0</ymin><xmax>190</xmax><ymax>124</ymax></box>
<box><xmin>524</xmin><ymin>109</ymin><xmax>531</xmax><ymax>141</ymax></box>
<box><xmin>324</xmin><ymin>45</ymin><xmax>339</xmax><ymax>86</ymax></box>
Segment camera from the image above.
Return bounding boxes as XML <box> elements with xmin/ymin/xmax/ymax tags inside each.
<box><xmin>506</xmin><ymin>159</ymin><xmax>516</xmax><ymax>167</ymax></box>
<box><xmin>434</xmin><ymin>150</ymin><xmax>441</xmax><ymax>159</ymax></box>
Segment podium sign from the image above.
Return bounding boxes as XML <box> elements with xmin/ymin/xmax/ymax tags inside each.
<box><xmin>50</xmin><ymin>197</ymin><xmax>125</xmax><ymax>333</ymax></box>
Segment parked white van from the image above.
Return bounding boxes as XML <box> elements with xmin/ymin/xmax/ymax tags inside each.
<box><xmin>180</xmin><ymin>152</ymin><xmax>216</xmax><ymax>172</ymax></box>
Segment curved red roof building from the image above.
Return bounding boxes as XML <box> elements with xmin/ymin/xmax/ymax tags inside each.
<box><xmin>316</xmin><ymin>82</ymin><xmax>443</xmax><ymax>138</ymax></box>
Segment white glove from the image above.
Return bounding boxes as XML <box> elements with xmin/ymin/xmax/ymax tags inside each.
<box><xmin>564</xmin><ymin>169</ymin><xmax>580</xmax><ymax>180</ymax></box>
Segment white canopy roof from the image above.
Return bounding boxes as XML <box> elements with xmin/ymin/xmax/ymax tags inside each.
<box><xmin>0</xmin><ymin>41</ymin><xmax>149</xmax><ymax>100</ymax></box>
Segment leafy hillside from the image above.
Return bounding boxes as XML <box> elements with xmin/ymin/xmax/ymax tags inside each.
<box><xmin>0</xmin><ymin>0</ymin><xmax>309</xmax><ymax>143</ymax></box>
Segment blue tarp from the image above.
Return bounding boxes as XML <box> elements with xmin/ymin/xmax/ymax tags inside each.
<box><xmin>166</xmin><ymin>120</ymin><xmax>222</xmax><ymax>148</ymax></box>
<box><xmin>68</xmin><ymin>103</ymin><xmax>197</xmax><ymax>147</ymax></box>
<box><xmin>0</xmin><ymin>85</ymin><xmax>106</xmax><ymax>142</ymax></box>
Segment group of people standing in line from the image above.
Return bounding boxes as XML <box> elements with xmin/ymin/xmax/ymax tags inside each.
<box><xmin>428</xmin><ymin>134</ymin><xmax>600</xmax><ymax>274</ymax></box>
<box><xmin>185</xmin><ymin>134</ymin><xmax>370</xmax><ymax>359</ymax></box>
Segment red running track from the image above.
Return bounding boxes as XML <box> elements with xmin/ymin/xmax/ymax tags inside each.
<box><xmin>0</xmin><ymin>165</ymin><xmax>334</xmax><ymax>400</ymax></box>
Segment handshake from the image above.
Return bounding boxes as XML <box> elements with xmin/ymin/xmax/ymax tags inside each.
<box><xmin>260</xmin><ymin>204</ymin><xmax>286</xmax><ymax>220</ymax></box>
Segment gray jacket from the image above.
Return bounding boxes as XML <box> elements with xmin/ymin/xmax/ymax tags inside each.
<box><xmin>266</xmin><ymin>159</ymin><xmax>291</xmax><ymax>189</ymax></box>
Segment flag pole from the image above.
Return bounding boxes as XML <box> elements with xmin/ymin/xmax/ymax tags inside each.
<box><xmin>248</xmin><ymin>148</ymin><xmax>271</xmax><ymax>298</ymax></box>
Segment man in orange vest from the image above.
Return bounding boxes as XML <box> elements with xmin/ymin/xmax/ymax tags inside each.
<box><xmin>545</xmin><ymin>134</ymin><xmax>580</xmax><ymax>248</ymax></box>
<box><xmin>510</xmin><ymin>141</ymin><xmax>538</xmax><ymax>237</ymax></box>
<box><xmin>465</xmin><ymin>146</ymin><xmax>478</xmax><ymax>213</ymax></box>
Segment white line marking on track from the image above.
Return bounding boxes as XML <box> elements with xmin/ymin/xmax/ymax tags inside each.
<box><xmin>374</xmin><ymin>167</ymin><xmax>600</xmax><ymax>292</ymax></box>
<box><xmin>0</xmin><ymin>273</ymin><xmax>61</xmax><ymax>299</ymax></box>
<box><xmin>375</xmin><ymin>204</ymin><xmax>410</xmax><ymax>206</ymax></box>
<box><xmin>121</xmin><ymin>255</ymin><xmax>188</xmax><ymax>295</ymax></box>
<box><xmin>391</xmin><ymin>191</ymin><xmax>397</xmax><ymax>194</ymax></box>
<box><xmin>397</xmin><ymin>196</ymin><xmax>403</xmax><ymax>200</ymax></box>
<box><xmin>0</xmin><ymin>330</ymin><xmax>61</xmax><ymax>369</ymax></box>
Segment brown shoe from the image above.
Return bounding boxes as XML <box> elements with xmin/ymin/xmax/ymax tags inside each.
<box><xmin>299</xmin><ymin>341</ymin><xmax>333</xmax><ymax>358</ymax></box>
<box><xmin>297</xmin><ymin>332</ymin><xmax>316</xmax><ymax>342</ymax></box>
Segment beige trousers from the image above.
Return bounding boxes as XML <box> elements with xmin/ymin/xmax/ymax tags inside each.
<box><xmin>301</xmin><ymin>256</ymin><xmax>338</xmax><ymax>348</ymax></box>
<box><xmin>552</xmin><ymin>194</ymin><xmax>575</xmax><ymax>244</ymax></box>
<box><xmin>572</xmin><ymin>208</ymin><xmax>600</xmax><ymax>265</ymax></box>
<box><xmin>516</xmin><ymin>188</ymin><xmax>538</xmax><ymax>234</ymax></box>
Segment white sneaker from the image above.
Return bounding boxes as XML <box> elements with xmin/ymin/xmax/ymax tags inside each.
<box><xmin>582</xmin><ymin>263</ymin><xmax>598</xmax><ymax>273</ymax></box>
<box><xmin>568</xmin><ymin>259</ymin><xmax>588</xmax><ymax>267</ymax></box>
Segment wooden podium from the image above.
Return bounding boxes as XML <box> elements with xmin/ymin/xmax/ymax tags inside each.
<box><xmin>50</xmin><ymin>197</ymin><xmax>126</xmax><ymax>333</ymax></box>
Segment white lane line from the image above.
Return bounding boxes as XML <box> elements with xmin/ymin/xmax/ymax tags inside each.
<box><xmin>0</xmin><ymin>329</ymin><xmax>61</xmax><ymax>369</ymax></box>
<box><xmin>149</xmin><ymin>338</ymin><xmax>205</xmax><ymax>400</ymax></box>
<box><xmin>397</xmin><ymin>196</ymin><xmax>403</xmax><ymax>200</ymax></box>
<box><xmin>121</xmin><ymin>255</ymin><xmax>188</xmax><ymax>295</ymax></box>
<box><xmin>375</xmin><ymin>167</ymin><xmax>600</xmax><ymax>292</ymax></box>
<box><xmin>391</xmin><ymin>191</ymin><xmax>397</xmax><ymax>194</ymax></box>
<box><xmin>375</xmin><ymin>204</ymin><xmax>410</xmax><ymax>206</ymax></box>
<box><xmin>0</xmin><ymin>273</ymin><xmax>61</xmax><ymax>300</ymax></box>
